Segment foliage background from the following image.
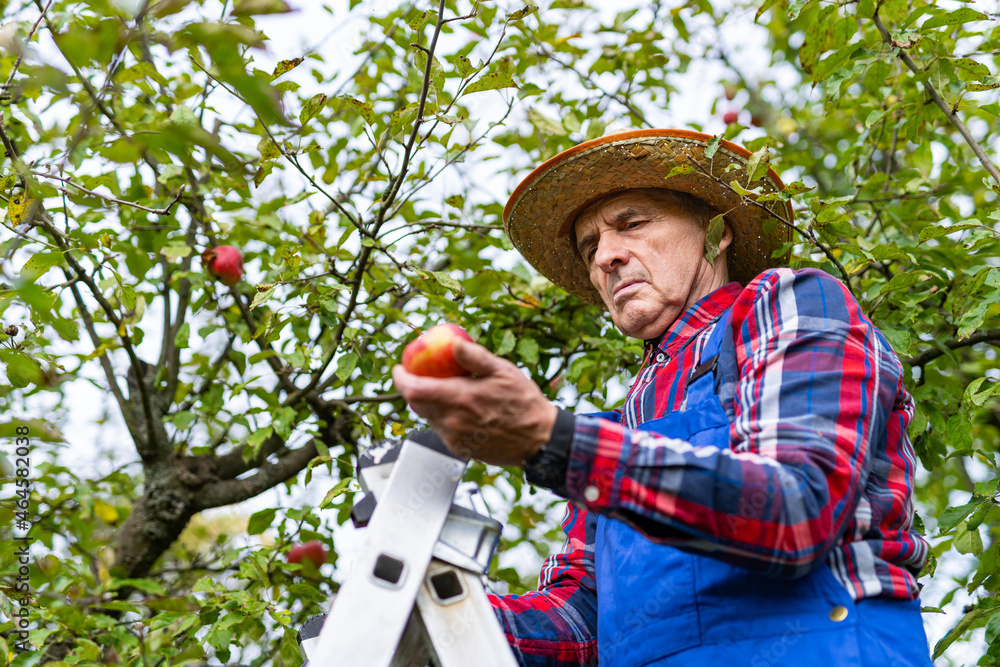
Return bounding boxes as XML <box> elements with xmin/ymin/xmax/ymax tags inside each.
<box><xmin>0</xmin><ymin>0</ymin><xmax>998</xmax><ymax>664</ymax></box>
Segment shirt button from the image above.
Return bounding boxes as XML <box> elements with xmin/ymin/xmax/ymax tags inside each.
<box><xmin>829</xmin><ymin>605</ymin><xmax>849</xmax><ymax>622</ymax></box>
<box><xmin>584</xmin><ymin>485</ymin><xmax>600</xmax><ymax>502</ymax></box>
<box><xmin>655</xmin><ymin>353</ymin><xmax>665</xmax><ymax>362</ymax></box>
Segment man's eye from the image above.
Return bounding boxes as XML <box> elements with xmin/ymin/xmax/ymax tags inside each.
<box><xmin>626</xmin><ymin>219</ymin><xmax>645</xmax><ymax>229</ymax></box>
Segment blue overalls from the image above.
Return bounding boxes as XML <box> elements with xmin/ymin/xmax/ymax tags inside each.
<box><xmin>588</xmin><ymin>309</ymin><xmax>933</xmax><ymax>666</ymax></box>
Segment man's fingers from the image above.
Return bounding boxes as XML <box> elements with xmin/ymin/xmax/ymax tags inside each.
<box><xmin>452</xmin><ymin>338</ymin><xmax>506</xmax><ymax>376</ymax></box>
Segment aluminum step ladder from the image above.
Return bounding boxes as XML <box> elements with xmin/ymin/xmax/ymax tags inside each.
<box><xmin>298</xmin><ymin>431</ymin><xmax>518</xmax><ymax>667</ymax></box>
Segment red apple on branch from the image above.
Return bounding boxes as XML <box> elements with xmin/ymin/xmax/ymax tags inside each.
<box><xmin>202</xmin><ymin>245</ymin><xmax>244</xmax><ymax>286</ymax></box>
<box><xmin>401</xmin><ymin>323</ymin><xmax>473</xmax><ymax>378</ymax></box>
<box><xmin>287</xmin><ymin>540</ymin><xmax>327</xmax><ymax>568</ymax></box>
<box><xmin>722</xmin><ymin>111</ymin><xmax>739</xmax><ymax>125</ymax></box>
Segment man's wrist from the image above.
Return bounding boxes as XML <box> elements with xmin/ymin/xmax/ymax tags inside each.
<box><xmin>522</xmin><ymin>408</ymin><xmax>576</xmax><ymax>497</ymax></box>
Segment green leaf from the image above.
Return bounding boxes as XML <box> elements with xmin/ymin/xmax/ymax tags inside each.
<box><xmin>19</xmin><ymin>252</ymin><xmax>62</xmax><ymax>284</ymax></box>
<box><xmin>247</xmin><ymin>508</ymin><xmax>277</xmax><ymax>535</ymax></box>
<box><xmin>937</xmin><ymin>500</ymin><xmax>978</xmax><ymax>532</ymax></box>
<box><xmin>879</xmin><ymin>271</ymin><xmax>929</xmax><ymax>295</ymax></box>
<box><xmin>163</xmin><ymin>244</ymin><xmax>191</xmax><ymax>261</ymax></box>
<box><xmin>921</xmin><ymin>8</ymin><xmax>988</xmax><ymax>30</ymax></box>
<box><xmin>703</xmin><ymin>214</ymin><xmax>725</xmax><ymax>265</ymax></box>
<box><xmin>785</xmin><ymin>0</ymin><xmax>813</xmax><ymax>21</ymax></box>
<box><xmin>933</xmin><ymin>608</ymin><xmax>989</xmax><ymax>658</ymax></box>
<box><xmin>409</xmin><ymin>9</ymin><xmax>435</xmax><ymax>30</ymax></box>
<box><xmin>300</xmin><ymin>93</ymin><xmax>328</xmax><ymax>125</ymax></box>
<box><xmin>174</xmin><ymin>322</ymin><xmax>190</xmax><ymax>349</ymax></box>
<box><xmin>517</xmin><ymin>337</ymin><xmax>539</xmax><ymax>366</ymax></box>
<box><xmin>232</xmin><ymin>0</ymin><xmax>292</xmax><ymax>14</ymax></box>
<box><xmin>864</xmin><ymin>108</ymin><xmax>890</xmax><ymax>128</ymax></box>
<box><xmin>755</xmin><ymin>0</ymin><xmax>780</xmax><ymax>22</ymax></box>
<box><xmin>495</xmin><ymin>329</ymin><xmax>516</xmax><ymax>356</ymax></box>
<box><xmin>454</xmin><ymin>55</ymin><xmax>481</xmax><ymax>78</ymax></box>
<box><xmin>0</xmin><ymin>350</ymin><xmax>44</xmax><ymax>388</ymax></box>
<box><xmin>250</xmin><ymin>287</ymin><xmax>276</xmax><ymax>310</ymax></box>
<box><xmin>338</xmin><ymin>95</ymin><xmax>375</xmax><ymax>126</ymax></box>
<box><xmin>320</xmin><ymin>476</ymin><xmax>354</xmax><ymax>509</ymax></box>
<box><xmin>746</xmin><ymin>145</ymin><xmax>770</xmax><ymax>183</ymax></box>
<box><xmin>462</xmin><ymin>72</ymin><xmax>517</xmax><ymax>96</ymax></box>
<box><xmin>965</xmin><ymin>377</ymin><xmax>1000</xmax><ymax>408</ymax></box>
<box><xmin>527</xmin><ymin>107</ymin><xmax>567</xmax><ymax>136</ymax></box>
<box><xmin>336</xmin><ymin>352</ymin><xmax>359</xmax><ymax>382</ymax></box>
<box><xmin>704</xmin><ymin>134</ymin><xmax>722</xmax><ymax>160</ymax></box>
<box><xmin>918</xmin><ymin>223</ymin><xmax>979</xmax><ymax>243</ymax></box>
<box><xmin>665</xmin><ymin>164</ymin><xmax>696</xmax><ymax>180</ymax></box>
<box><xmin>730</xmin><ymin>180</ymin><xmax>763</xmax><ymax>197</ymax></box>
<box><xmin>415</xmin><ymin>269</ymin><xmax>464</xmax><ymax>298</ymax></box>
<box><xmin>954</xmin><ymin>520</ymin><xmax>984</xmax><ymax>556</ymax></box>
<box><xmin>954</xmin><ymin>57</ymin><xmax>991</xmax><ymax>80</ymax></box>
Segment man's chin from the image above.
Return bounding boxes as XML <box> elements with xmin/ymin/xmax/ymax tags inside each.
<box><xmin>613</xmin><ymin>305</ymin><xmax>675</xmax><ymax>340</ymax></box>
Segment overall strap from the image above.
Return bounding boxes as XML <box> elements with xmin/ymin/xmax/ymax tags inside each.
<box><xmin>684</xmin><ymin>307</ymin><xmax>738</xmax><ymax>423</ymax></box>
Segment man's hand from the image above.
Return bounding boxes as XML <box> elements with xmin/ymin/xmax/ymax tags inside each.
<box><xmin>392</xmin><ymin>337</ymin><xmax>558</xmax><ymax>466</ymax></box>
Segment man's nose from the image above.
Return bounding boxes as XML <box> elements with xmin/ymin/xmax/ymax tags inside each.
<box><xmin>593</xmin><ymin>233</ymin><xmax>629</xmax><ymax>271</ymax></box>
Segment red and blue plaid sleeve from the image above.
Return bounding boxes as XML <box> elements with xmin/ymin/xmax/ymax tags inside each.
<box><xmin>489</xmin><ymin>502</ymin><xmax>599</xmax><ymax>666</ymax></box>
<box><xmin>562</xmin><ymin>268</ymin><xmax>925</xmax><ymax>589</ymax></box>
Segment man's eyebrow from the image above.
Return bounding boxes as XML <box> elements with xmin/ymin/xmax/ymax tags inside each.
<box><xmin>612</xmin><ymin>206</ymin><xmax>653</xmax><ymax>224</ymax></box>
<box><xmin>576</xmin><ymin>230</ymin><xmax>596</xmax><ymax>257</ymax></box>
<box><xmin>576</xmin><ymin>206</ymin><xmax>656</xmax><ymax>257</ymax></box>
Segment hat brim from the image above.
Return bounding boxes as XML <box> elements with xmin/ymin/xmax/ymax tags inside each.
<box><xmin>502</xmin><ymin>129</ymin><xmax>794</xmax><ymax>306</ymax></box>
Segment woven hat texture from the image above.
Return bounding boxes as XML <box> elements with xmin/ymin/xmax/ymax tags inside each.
<box><xmin>502</xmin><ymin>129</ymin><xmax>794</xmax><ymax>306</ymax></box>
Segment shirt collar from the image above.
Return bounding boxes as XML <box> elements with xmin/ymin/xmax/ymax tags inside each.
<box><xmin>644</xmin><ymin>282</ymin><xmax>742</xmax><ymax>359</ymax></box>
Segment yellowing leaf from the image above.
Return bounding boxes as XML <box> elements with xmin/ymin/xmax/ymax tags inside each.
<box><xmin>462</xmin><ymin>72</ymin><xmax>517</xmax><ymax>96</ymax></box>
<box><xmin>272</xmin><ymin>57</ymin><xmax>304</xmax><ymax>79</ymax></box>
<box><xmin>94</xmin><ymin>499</ymin><xmax>120</xmax><ymax>525</ymax></box>
<box><xmin>338</xmin><ymin>95</ymin><xmax>375</xmax><ymax>126</ymax></box>
<box><xmin>8</xmin><ymin>194</ymin><xmax>38</xmax><ymax>226</ymax></box>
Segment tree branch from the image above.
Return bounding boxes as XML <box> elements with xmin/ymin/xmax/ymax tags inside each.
<box><xmin>197</xmin><ymin>441</ymin><xmax>319</xmax><ymax>510</ymax></box>
<box><xmin>31</xmin><ymin>171</ymin><xmax>185</xmax><ymax>215</ymax></box>
<box><xmin>64</xmin><ymin>270</ymin><xmax>135</xmax><ymax>429</ymax></box>
<box><xmin>903</xmin><ymin>329</ymin><xmax>1000</xmax><ymax>367</ymax></box>
<box><xmin>871</xmin><ymin>11</ymin><xmax>1000</xmax><ymax>186</ymax></box>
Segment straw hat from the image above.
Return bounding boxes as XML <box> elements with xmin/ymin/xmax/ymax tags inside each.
<box><xmin>502</xmin><ymin>129</ymin><xmax>794</xmax><ymax>306</ymax></box>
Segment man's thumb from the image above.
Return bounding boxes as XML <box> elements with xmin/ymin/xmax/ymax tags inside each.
<box><xmin>452</xmin><ymin>338</ymin><xmax>504</xmax><ymax>376</ymax></box>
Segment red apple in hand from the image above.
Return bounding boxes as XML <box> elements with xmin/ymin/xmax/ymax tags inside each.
<box><xmin>287</xmin><ymin>540</ymin><xmax>327</xmax><ymax>568</ymax></box>
<box><xmin>402</xmin><ymin>323</ymin><xmax>473</xmax><ymax>378</ymax></box>
<box><xmin>202</xmin><ymin>245</ymin><xmax>244</xmax><ymax>286</ymax></box>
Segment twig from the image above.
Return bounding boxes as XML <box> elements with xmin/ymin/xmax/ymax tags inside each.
<box><xmin>871</xmin><ymin>12</ymin><xmax>1000</xmax><ymax>186</ymax></box>
<box><xmin>31</xmin><ymin>171</ymin><xmax>185</xmax><ymax>215</ymax></box>
<box><xmin>0</xmin><ymin>0</ymin><xmax>56</xmax><ymax>107</ymax></box>
<box><xmin>535</xmin><ymin>44</ymin><xmax>652</xmax><ymax>128</ymax></box>
<box><xmin>903</xmin><ymin>329</ymin><xmax>1000</xmax><ymax>367</ymax></box>
<box><xmin>0</xmin><ymin>217</ymin><xmax>60</xmax><ymax>250</ymax></box>
<box><xmin>287</xmin><ymin>0</ymin><xmax>450</xmax><ymax>405</ymax></box>
<box><xmin>688</xmin><ymin>157</ymin><xmax>855</xmax><ymax>293</ymax></box>
<box><xmin>187</xmin><ymin>57</ymin><xmax>365</xmax><ymax>233</ymax></box>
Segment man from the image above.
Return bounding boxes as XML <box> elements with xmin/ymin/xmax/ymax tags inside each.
<box><xmin>393</xmin><ymin>129</ymin><xmax>933</xmax><ymax>666</ymax></box>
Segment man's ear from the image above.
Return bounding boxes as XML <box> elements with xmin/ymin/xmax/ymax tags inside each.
<box><xmin>718</xmin><ymin>221</ymin><xmax>733</xmax><ymax>253</ymax></box>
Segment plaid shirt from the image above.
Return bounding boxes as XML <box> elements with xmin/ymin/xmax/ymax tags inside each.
<box><xmin>490</xmin><ymin>268</ymin><xmax>928</xmax><ymax>666</ymax></box>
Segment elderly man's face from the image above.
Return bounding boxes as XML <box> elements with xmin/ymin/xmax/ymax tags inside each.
<box><xmin>574</xmin><ymin>190</ymin><xmax>731</xmax><ymax>340</ymax></box>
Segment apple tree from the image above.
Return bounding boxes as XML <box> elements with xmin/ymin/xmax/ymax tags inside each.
<box><xmin>0</xmin><ymin>0</ymin><xmax>997</xmax><ymax>664</ymax></box>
